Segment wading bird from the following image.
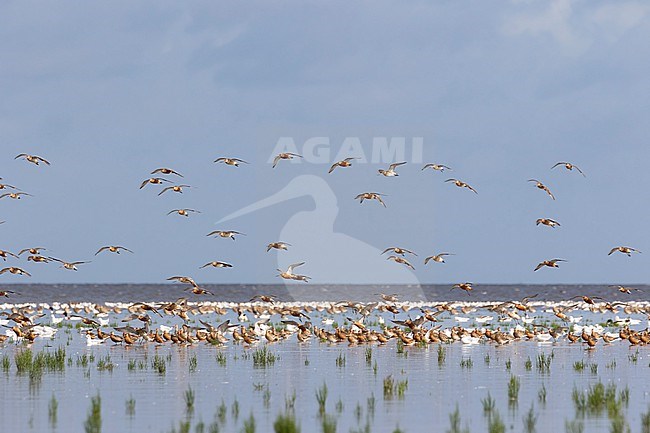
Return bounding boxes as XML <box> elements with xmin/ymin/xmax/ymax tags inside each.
<box><xmin>552</xmin><ymin>162</ymin><xmax>585</xmax><ymax>177</ymax></box>
<box><xmin>534</xmin><ymin>259</ymin><xmax>566</xmax><ymax>271</ymax></box>
<box><xmin>528</xmin><ymin>179</ymin><xmax>555</xmax><ymax>200</ymax></box>
<box><xmin>15</xmin><ymin>154</ymin><xmax>50</xmax><ymax>166</ymax></box>
<box><xmin>445</xmin><ymin>179</ymin><xmax>477</xmax><ymax>194</ymax></box>
<box><xmin>355</xmin><ymin>192</ymin><xmax>386</xmax><ymax>207</ymax></box>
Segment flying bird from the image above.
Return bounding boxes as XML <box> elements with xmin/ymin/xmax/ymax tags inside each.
<box><xmin>381</xmin><ymin>247</ymin><xmax>417</xmax><ymax>257</ymax></box>
<box><xmin>158</xmin><ymin>184</ymin><xmax>191</xmax><ymax>195</ymax></box>
<box><xmin>49</xmin><ymin>258</ymin><xmax>90</xmax><ymax>271</ymax></box>
<box><xmin>534</xmin><ymin>259</ymin><xmax>566</xmax><ymax>271</ymax></box>
<box><xmin>451</xmin><ymin>282</ymin><xmax>473</xmax><ymax>296</ymax></box>
<box><xmin>328</xmin><ymin>157</ymin><xmax>357</xmax><ymax>173</ymax></box>
<box><xmin>528</xmin><ymin>179</ymin><xmax>555</xmax><ymax>200</ymax></box>
<box><xmin>95</xmin><ymin>246</ymin><xmax>133</xmax><ymax>255</ymax></box>
<box><xmin>0</xmin><ymin>183</ymin><xmax>18</xmax><ymax>190</ymax></box>
<box><xmin>206</xmin><ymin>230</ymin><xmax>245</xmax><ymax>240</ymax></box>
<box><xmin>18</xmin><ymin>247</ymin><xmax>46</xmax><ymax>256</ymax></box>
<box><xmin>355</xmin><ymin>192</ymin><xmax>386</xmax><ymax>207</ymax></box>
<box><xmin>200</xmin><ymin>261</ymin><xmax>233</xmax><ymax>269</ymax></box>
<box><xmin>0</xmin><ymin>267</ymin><xmax>31</xmax><ymax>276</ymax></box>
<box><xmin>552</xmin><ymin>162</ymin><xmax>585</xmax><ymax>177</ymax></box>
<box><xmin>140</xmin><ymin>178</ymin><xmax>171</xmax><ymax>189</ymax></box>
<box><xmin>424</xmin><ymin>253</ymin><xmax>454</xmax><ymax>264</ymax></box>
<box><xmin>267</xmin><ymin>242</ymin><xmax>291</xmax><ymax>252</ymax></box>
<box><xmin>0</xmin><ymin>250</ymin><xmax>18</xmax><ymax>261</ymax></box>
<box><xmin>386</xmin><ymin>255</ymin><xmax>415</xmax><ymax>270</ymax></box>
<box><xmin>27</xmin><ymin>255</ymin><xmax>52</xmax><ymax>263</ymax></box>
<box><xmin>0</xmin><ymin>192</ymin><xmax>32</xmax><ymax>200</ymax></box>
<box><xmin>215</xmin><ymin>157</ymin><xmax>249</xmax><ymax>167</ymax></box>
<box><xmin>608</xmin><ymin>246</ymin><xmax>641</xmax><ymax>257</ymax></box>
<box><xmin>445</xmin><ymin>179</ymin><xmax>477</xmax><ymax>194</ymax></box>
<box><xmin>272</xmin><ymin>152</ymin><xmax>302</xmax><ymax>168</ymax></box>
<box><xmin>609</xmin><ymin>285</ymin><xmax>641</xmax><ymax>294</ymax></box>
<box><xmin>167</xmin><ymin>209</ymin><xmax>200</xmax><ymax>217</ymax></box>
<box><xmin>378</xmin><ymin>162</ymin><xmax>407</xmax><ymax>177</ymax></box>
<box><xmin>151</xmin><ymin>168</ymin><xmax>184</xmax><ymax>177</ymax></box>
<box><xmin>15</xmin><ymin>154</ymin><xmax>50</xmax><ymax>166</ymax></box>
<box><xmin>536</xmin><ymin>218</ymin><xmax>561</xmax><ymax>228</ymax></box>
<box><xmin>167</xmin><ymin>276</ymin><xmax>199</xmax><ymax>287</ymax></box>
<box><xmin>277</xmin><ymin>262</ymin><xmax>311</xmax><ymax>282</ymax></box>
<box><xmin>422</xmin><ymin>163</ymin><xmax>452</xmax><ymax>172</ymax></box>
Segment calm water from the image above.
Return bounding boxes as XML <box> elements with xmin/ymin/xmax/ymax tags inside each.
<box><xmin>1</xmin><ymin>284</ymin><xmax>649</xmax><ymax>432</ymax></box>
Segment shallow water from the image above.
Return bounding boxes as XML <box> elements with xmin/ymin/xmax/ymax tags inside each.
<box><xmin>1</xmin><ymin>285</ymin><xmax>650</xmax><ymax>432</ymax></box>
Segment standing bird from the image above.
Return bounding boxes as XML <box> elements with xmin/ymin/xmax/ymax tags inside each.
<box><xmin>214</xmin><ymin>157</ymin><xmax>249</xmax><ymax>167</ymax></box>
<box><xmin>15</xmin><ymin>154</ymin><xmax>50</xmax><ymax>166</ymax></box>
<box><xmin>528</xmin><ymin>179</ymin><xmax>555</xmax><ymax>200</ymax></box>
<box><xmin>422</xmin><ymin>163</ymin><xmax>452</xmax><ymax>172</ymax></box>
<box><xmin>267</xmin><ymin>242</ymin><xmax>291</xmax><ymax>252</ymax></box>
<box><xmin>328</xmin><ymin>157</ymin><xmax>357</xmax><ymax>173</ymax></box>
<box><xmin>608</xmin><ymin>246</ymin><xmax>641</xmax><ymax>257</ymax></box>
<box><xmin>206</xmin><ymin>230</ymin><xmax>245</xmax><ymax>240</ymax></box>
<box><xmin>378</xmin><ymin>162</ymin><xmax>407</xmax><ymax>177</ymax></box>
<box><xmin>151</xmin><ymin>168</ymin><xmax>183</xmax><ymax>177</ymax></box>
<box><xmin>139</xmin><ymin>178</ymin><xmax>171</xmax><ymax>189</ymax></box>
<box><xmin>158</xmin><ymin>184</ymin><xmax>191</xmax><ymax>195</ymax></box>
<box><xmin>552</xmin><ymin>162</ymin><xmax>585</xmax><ymax>177</ymax></box>
<box><xmin>355</xmin><ymin>192</ymin><xmax>386</xmax><ymax>207</ymax></box>
<box><xmin>167</xmin><ymin>209</ymin><xmax>200</xmax><ymax>217</ymax></box>
<box><xmin>386</xmin><ymin>255</ymin><xmax>415</xmax><ymax>270</ymax></box>
<box><xmin>534</xmin><ymin>259</ymin><xmax>566</xmax><ymax>271</ymax></box>
<box><xmin>95</xmin><ymin>246</ymin><xmax>133</xmax><ymax>255</ymax></box>
<box><xmin>445</xmin><ymin>179</ymin><xmax>477</xmax><ymax>194</ymax></box>
<box><xmin>536</xmin><ymin>218</ymin><xmax>561</xmax><ymax>228</ymax></box>
<box><xmin>272</xmin><ymin>152</ymin><xmax>302</xmax><ymax>168</ymax></box>
<box><xmin>424</xmin><ymin>253</ymin><xmax>453</xmax><ymax>264</ymax></box>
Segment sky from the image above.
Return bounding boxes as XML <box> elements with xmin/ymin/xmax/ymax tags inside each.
<box><xmin>0</xmin><ymin>0</ymin><xmax>649</xmax><ymax>285</ymax></box>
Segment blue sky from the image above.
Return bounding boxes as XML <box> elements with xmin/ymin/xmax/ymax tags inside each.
<box><xmin>1</xmin><ymin>1</ymin><xmax>649</xmax><ymax>285</ymax></box>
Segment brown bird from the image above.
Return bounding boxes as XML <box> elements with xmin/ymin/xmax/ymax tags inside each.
<box><xmin>424</xmin><ymin>253</ymin><xmax>454</xmax><ymax>264</ymax></box>
<box><xmin>534</xmin><ymin>259</ymin><xmax>566</xmax><ymax>271</ymax></box>
<box><xmin>0</xmin><ymin>183</ymin><xmax>18</xmax><ymax>190</ymax></box>
<box><xmin>184</xmin><ymin>287</ymin><xmax>214</xmax><ymax>296</ymax></box>
<box><xmin>378</xmin><ymin>162</ymin><xmax>406</xmax><ymax>177</ymax></box>
<box><xmin>158</xmin><ymin>184</ymin><xmax>191</xmax><ymax>195</ymax></box>
<box><xmin>0</xmin><ymin>192</ymin><xmax>32</xmax><ymax>200</ymax></box>
<box><xmin>167</xmin><ymin>276</ymin><xmax>199</xmax><ymax>287</ymax></box>
<box><xmin>15</xmin><ymin>153</ymin><xmax>50</xmax><ymax>166</ymax></box>
<box><xmin>386</xmin><ymin>255</ymin><xmax>415</xmax><ymax>270</ymax></box>
<box><xmin>608</xmin><ymin>246</ymin><xmax>641</xmax><ymax>257</ymax></box>
<box><xmin>355</xmin><ymin>192</ymin><xmax>386</xmax><ymax>207</ymax></box>
<box><xmin>552</xmin><ymin>162</ymin><xmax>585</xmax><ymax>177</ymax></box>
<box><xmin>0</xmin><ymin>290</ymin><xmax>15</xmax><ymax>297</ymax></box>
<box><xmin>381</xmin><ymin>247</ymin><xmax>417</xmax><ymax>257</ymax></box>
<box><xmin>49</xmin><ymin>258</ymin><xmax>90</xmax><ymax>271</ymax></box>
<box><xmin>95</xmin><ymin>246</ymin><xmax>133</xmax><ymax>255</ymax></box>
<box><xmin>536</xmin><ymin>218</ymin><xmax>560</xmax><ymax>228</ymax></box>
<box><xmin>27</xmin><ymin>255</ymin><xmax>51</xmax><ymax>263</ymax></box>
<box><xmin>422</xmin><ymin>163</ymin><xmax>451</xmax><ymax>172</ymax></box>
<box><xmin>214</xmin><ymin>157</ymin><xmax>249</xmax><ymax>167</ymax></box>
<box><xmin>200</xmin><ymin>261</ymin><xmax>233</xmax><ymax>269</ymax></box>
<box><xmin>528</xmin><ymin>179</ymin><xmax>555</xmax><ymax>200</ymax></box>
<box><xmin>151</xmin><ymin>168</ymin><xmax>183</xmax><ymax>177</ymax></box>
<box><xmin>272</xmin><ymin>152</ymin><xmax>302</xmax><ymax>168</ymax></box>
<box><xmin>167</xmin><ymin>208</ymin><xmax>200</xmax><ymax>217</ymax></box>
<box><xmin>445</xmin><ymin>178</ymin><xmax>477</xmax><ymax>194</ymax></box>
<box><xmin>0</xmin><ymin>250</ymin><xmax>18</xmax><ymax>261</ymax></box>
<box><xmin>0</xmin><ymin>267</ymin><xmax>31</xmax><ymax>276</ymax></box>
<box><xmin>18</xmin><ymin>247</ymin><xmax>46</xmax><ymax>256</ymax></box>
<box><xmin>609</xmin><ymin>285</ymin><xmax>641</xmax><ymax>294</ymax></box>
<box><xmin>139</xmin><ymin>177</ymin><xmax>171</xmax><ymax>189</ymax></box>
<box><xmin>206</xmin><ymin>230</ymin><xmax>245</xmax><ymax>240</ymax></box>
<box><xmin>328</xmin><ymin>158</ymin><xmax>357</xmax><ymax>173</ymax></box>
<box><xmin>451</xmin><ymin>283</ymin><xmax>473</xmax><ymax>296</ymax></box>
<box><xmin>277</xmin><ymin>262</ymin><xmax>311</xmax><ymax>282</ymax></box>
<box><xmin>267</xmin><ymin>242</ymin><xmax>291</xmax><ymax>252</ymax></box>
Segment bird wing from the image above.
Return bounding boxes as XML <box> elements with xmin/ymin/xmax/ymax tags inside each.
<box><xmin>574</xmin><ymin>165</ymin><xmax>586</xmax><ymax>176</ymax></box>
<box><xmin>421</xmin><ymin>164</ymin><xmax>434</xmax><ymax>170</ymax></box>
<box><xmin>466</xmin><ymin>184</ymin><xmax>478</xmax><ymax>194</ymax></box>
<box><xmin>424</xmin><ymin>256</ymin><xmax>433</xmax><ymax>264</ymax></box>
<box><xmin>381</xmin><ymin>248</ymin><xmax>394</xmax><ymax>255</ymax></box>
<box><xmin>608</xmin><ymin>247</ymin><xmax>618</xmax><ymax>255</ymax></box>
<box><xmin>287</xmin><ymin>262</ymin><xmax>305</xmax><ymax>273</ymax></box>
<box><xmin>139</xmin><ymin>179</ymin><xmax>149</xmax><ymax>189</ymax></box>
<box><xmin>158</xmin><ymin>186</ymin><xmax>173</xmax><ymax>196</ymax></box>
<box><xmin>214</xmin><ymin>158</ymin><xmax>226</xmax><ymax>163</ymax></box>
<box><xmin>376</xmin><ymin>196</ymin><xmax>387</xmax><ymax>207</ymax></box>
<box><xmin>120</xmin><ymin>247</ymin><xmax>134</xmax><ymax>253</ymax></box>
<box><xmin>445</xmin><ymin>178</ymin><xmax>456</xmax><ymax>183</ymax></box>
<box><xmin>544</xmin><ymin>187</ymin><xmax>555</xmax><ymax>200</ymax></box>
<box><xmin>389</xmin><ymin>162</ymin><xmax>407</xmax><ymax>170</ymax></box>
<box><xmin>95</xmin><ymin>247</ymin><xmax>109</xmax><ymax>255</ymax></box>
<box><xmin>328</xmin><ymin>163</ymin><xmax>339</xmax><ymax>173</ymax></box>
<box><xmin>551</xmin><ymin>162</ymin><xmax>565</xmax><ymax>169</ymax></box>
<box><xmin>272</xmin><ymin>155</ymin><xmax>282</xmax><ymax>168</ymax></box>
<box><xmin>534</xmin><ymin>263</ymin><xmax>544</xmax><ymax>271</ymax></box>
<box><xmin>36</xmin><ymin>156</ymin><xmax>51</xmax><ymax>165</ymax></box>
<box><xmin>14</xmin><ymin>154</ymin><xmax>28</xmax><ymax>159</ymax></box>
